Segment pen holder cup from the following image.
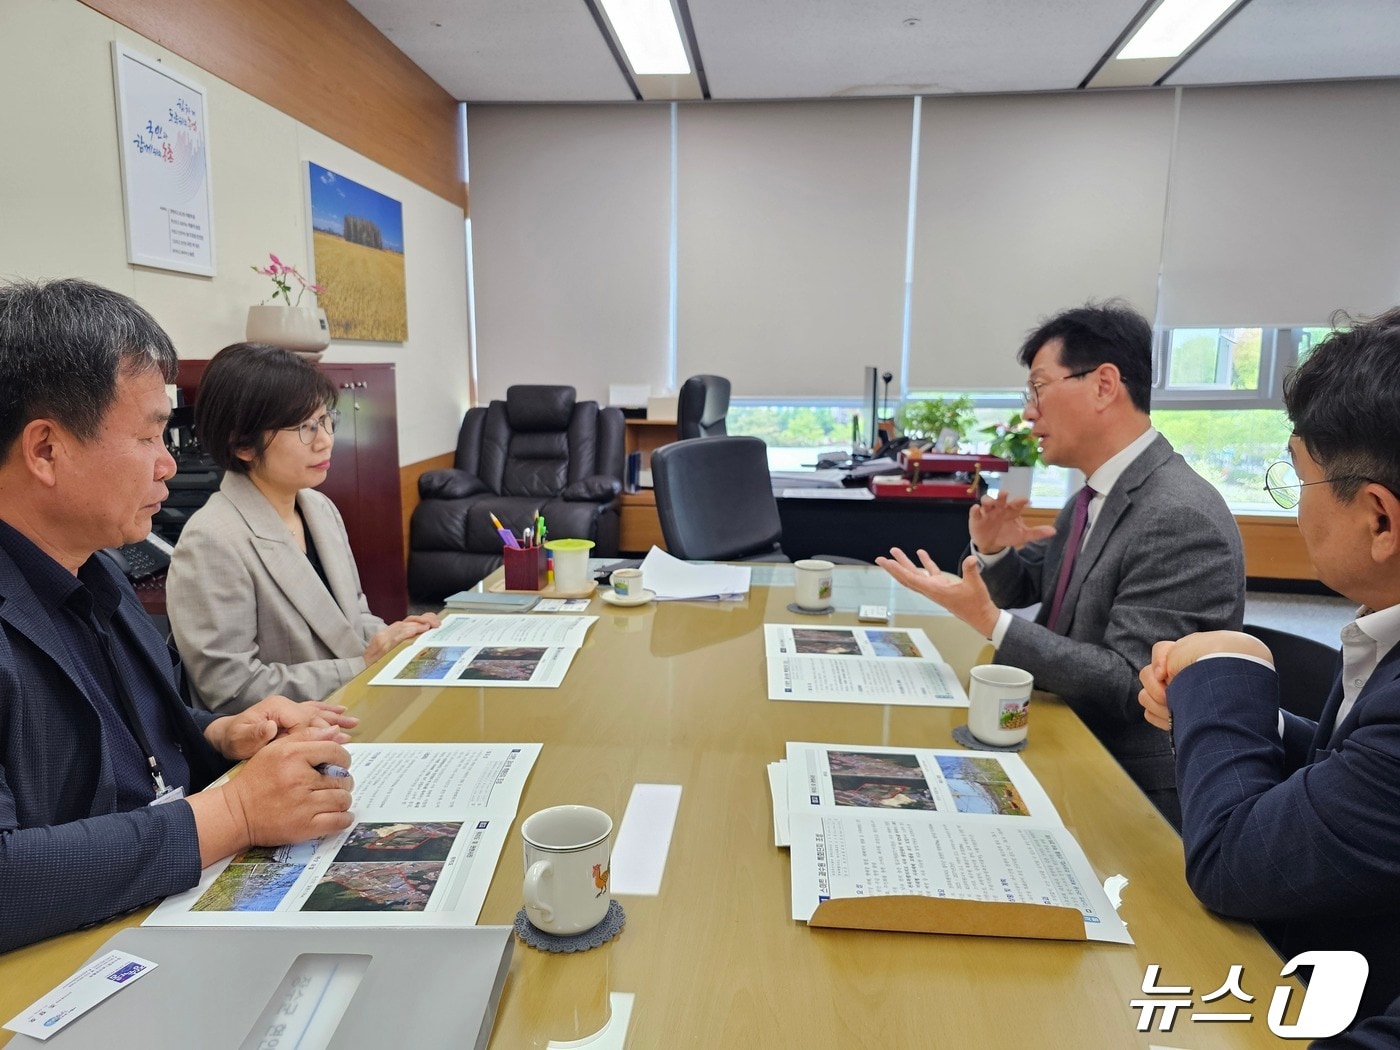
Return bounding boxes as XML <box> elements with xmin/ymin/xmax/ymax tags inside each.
<box><xmin>503</xmin><ymin>545</ymin><xmax>547</xmax><ymax>591</ymax></box>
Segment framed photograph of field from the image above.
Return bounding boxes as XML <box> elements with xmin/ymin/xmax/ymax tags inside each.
<box><xmin>306</xmin><ymin>162</ymin><xmax>407</xmax><ymax>342</ymax></box>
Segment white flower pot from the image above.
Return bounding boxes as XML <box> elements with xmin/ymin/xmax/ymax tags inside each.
<box><xmin>245</xmin><ymin>305</ymin><xmax>330</xmax><ymax>360</ymax></box>
<box><xmin>998</xmin><ymin>465</ymin><xmax>1034</xmax><ymax>500</ymax></box>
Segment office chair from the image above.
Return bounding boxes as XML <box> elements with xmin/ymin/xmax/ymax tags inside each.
<box><xmin>408</xmin><ymin>385</ymin><xmax>625</xmax><ymax>601</ymax></box>
<box><xmin>1241</xmin><ymin>623</ymin><xmax>1340</xmax><ymax>722</ymax></box>
<box><xmin>652</xmin><ymin>436</ymin><xmax>789</xmax><ymax>562</ymax></box>
<box><xmin>676</xmin><ymin>374</ymin><xmax>731</xmax><ymax>440</ymax></box>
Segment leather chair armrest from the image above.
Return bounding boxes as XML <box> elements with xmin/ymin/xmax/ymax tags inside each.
<box><xmin>561</xmin><ymin>474</ymin><xmax>623</xmax><ymax>502</ymax></box>
<box><xmin>419</xmin><ymin>468</ymin><xmax>489</xmax><ymax>500</ymax></box>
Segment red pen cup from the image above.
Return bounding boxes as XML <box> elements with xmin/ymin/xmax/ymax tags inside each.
<box><xmin>503</xmin><ymin>545</ymin><xmax>546</xmax><ymax>590</ymax></box>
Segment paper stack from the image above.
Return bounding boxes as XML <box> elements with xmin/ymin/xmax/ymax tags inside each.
<box><xmin>640</xmin><ymin>547</ymin><xmax>751</xmax><ymax>601</ymax></box>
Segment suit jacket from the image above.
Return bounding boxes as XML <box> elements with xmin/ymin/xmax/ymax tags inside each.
<box><xmin>978</xmin><ymin>434</ymin><xmax>1245</xmax><ymax>798</ymax></box>
<box><xmin>1170</xmin><ymin>650</ymin><xmax>1400</xmax><ymax>1028</ymax></box>
<box><xmin>0</xmin><ymin>543</ymin><xmax>228</xmax><ymax>952</ymax></box>
<box><xmin>167</xmin><ymin>473</ymin><xmax>387</xmax><ymax>712</ymax></box>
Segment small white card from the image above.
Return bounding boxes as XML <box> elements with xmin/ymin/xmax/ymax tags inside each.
<box><xmin>4</xmin><ymin>950</ymin><xmax>157</xmax><ymax>1040</ymax></box>
<box><xmin>534</xmin><ymin>598</ymin><xmax>592</xmax><ymax>612</ymax></box>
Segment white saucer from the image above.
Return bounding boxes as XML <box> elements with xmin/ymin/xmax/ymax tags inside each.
<box><xmin>601</xmin><ymin>587</ymin><xmax>655</xmax><ymax>607</ymax></box>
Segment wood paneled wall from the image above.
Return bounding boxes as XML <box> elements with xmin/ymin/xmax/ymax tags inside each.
<box><xmin>81</xmin><ymin>0</ymin><xmax>466</xmax><ymax>209</ymax></box>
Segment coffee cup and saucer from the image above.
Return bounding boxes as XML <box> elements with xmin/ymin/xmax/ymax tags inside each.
<box><xmin>601</xmin><ymin>568</ymin><xmax>654</xmax><ymax>606</ymax></box>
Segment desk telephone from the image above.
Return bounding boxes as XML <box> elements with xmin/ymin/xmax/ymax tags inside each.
<box><xmin>103</xmin><ymin>533</ymin><xmax>175</xmax><ymax>582</ymax></box>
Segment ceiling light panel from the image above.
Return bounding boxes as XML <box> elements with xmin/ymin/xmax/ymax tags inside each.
<box><xmin>1118</xmin><ymin>0</ymin><xmax>1238</xmax><ymax>59</ymax></box>
<box><xmin>597</xmin><ymin>0</ymin><xmax>691</xmax><ymax>75</ymax></box>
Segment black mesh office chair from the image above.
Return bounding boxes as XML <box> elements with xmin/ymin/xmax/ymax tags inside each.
<box><xmin>1241</xmin><ymin>623</ymin><xmax>1340</xmax><ymax>722</ymax></box>
<box><xmin>676</xmin><ymin>375</ymin><xmax>731</xmax><ymax>440</ymax></box>
<box><xmin>651</xmin><ymin>436</ymin><xmax>788</xmax><ymax>561</ymax></box>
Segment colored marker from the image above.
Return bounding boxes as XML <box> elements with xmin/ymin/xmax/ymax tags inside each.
<box><xmin>490</xmin><ymin>512</ymin><xmax>521</xmax><ymax>549</ymax></box>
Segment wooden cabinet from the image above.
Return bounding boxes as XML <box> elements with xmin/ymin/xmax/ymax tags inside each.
<box><xmin>620</xmin><ymin>418</ymin><xmax>677</xmax><ymax>554</ymax></box>
<box><xmin>174</xmin><ymin>360</ymin><xmax>407</xmax><ymax>622</ymax></box>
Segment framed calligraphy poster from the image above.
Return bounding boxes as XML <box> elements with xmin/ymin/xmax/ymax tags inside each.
<box><xmin>112</xmin><ymin>43</ymin><xmax>216</xmax><ymax>276</ymax></box>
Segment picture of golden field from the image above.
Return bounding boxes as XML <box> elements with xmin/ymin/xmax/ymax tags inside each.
<box><xmin>312</xmin><ymin>229</ymin><xmax>407</xmax><ymax>341</ymax></box>
<box><xmin>308</xmin><ymin>162</ymin><xmax>408</xmax><ymax>342</ymax></box>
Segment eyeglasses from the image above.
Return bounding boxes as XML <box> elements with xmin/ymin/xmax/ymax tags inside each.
<box><xmin>1263</xmin><ymin>459</ymin><xmax>1372</xmax><ymax>510</ymax></box>
<box><xmin>1020</xmin><ymin>368</ymin><xmax>1096</xmax><ymax>409</ymax></box>
<box><xmin>281</xmin><ymin>409</ymin><xmax>340</xmax><ymax>445</ymax></box>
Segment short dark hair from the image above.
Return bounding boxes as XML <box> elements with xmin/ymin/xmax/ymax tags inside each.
<box><xmin>1017</xmin><ymin>299</ymin><xmax>1153</xmax><ymax>413</ymax></box>
<box><xmin>0</xmin><ymin>278</ymin><xmax>177</xmax><ymax>463</ymax></box>
<box><xmin>195</xmin><ymin>343</ymin><xmax>337</xmax><ymax>473</ymax></box>
<box><xmin>1283</xmin><ymin>308</ymin><xmax>1400</xmax><ymax>502</ymax></box>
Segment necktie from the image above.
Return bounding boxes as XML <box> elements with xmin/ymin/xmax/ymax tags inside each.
<box><xmin>1046</xmin><ymin>485</ymin><xmax>1095</xmax><ymax>633</ymax></box>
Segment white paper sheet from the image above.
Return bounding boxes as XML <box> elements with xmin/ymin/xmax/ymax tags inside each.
<box><xmin>369</xmin><ymin>614</ymin><xmax>596</xmax><ymax>688</ymax></box>
<box><xmin>145</xmin><ymin>743</ymin><xmax>540</xmax><ymax>928</ymax></box>
<box><xmin>764</xmin><ymin>624</ymin><xmax>968</xmax><ymax>706</ymax></box>
<box><xmin>609</xmin><ymin>784</ymin><xmax>682</xmax><ymax>896</ymax></box>
<box><xmin>640</xmin><ymin>547</ymin><xmax>751</xmax><ymax>601</ymax></box>
<box><xmin>768</xmin><ymin>761</ymin><xmax>790</xmax><ymax>847</ymax></box>
<box><xmin>782</xmin><ymin>742</ymin><xmax>1132</xmax><ymax>944</ymax></box>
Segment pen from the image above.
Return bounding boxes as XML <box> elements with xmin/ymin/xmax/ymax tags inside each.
<box><xmin>316</xmin><ymin>763</ymin><xmax>350</xmax><ymax>778</ymax></box>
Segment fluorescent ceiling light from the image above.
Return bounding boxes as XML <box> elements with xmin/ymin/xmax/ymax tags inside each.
<box><xmin>1118</xmin><ymin>0</ymin><xmax>1236</xmax><ymax>59</ymax></box>
<box><xmin>598</xmin><ymin>0</ymin><xmax>691</xmax><ymax>75</ymax></box>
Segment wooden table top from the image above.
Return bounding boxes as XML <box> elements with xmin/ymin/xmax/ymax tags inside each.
<box><xmin>0</xmin><ymin>568</ymin><xmax>1293</xmax><ymax>1048</ymax></box>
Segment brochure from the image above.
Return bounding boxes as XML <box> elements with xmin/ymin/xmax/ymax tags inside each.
<box><xmin>369</xmin><ymin>613</ymin><xmax>596</xmax><ymax>688</ymax></box>
<box><xmin>145</xmin><ymin>742</ymin><xmax>540</xmax><ymax>928</ymax></box>
<box><xmin>781</xmin><ymin>742</ymin><xmax>1132</xmax><ymax>944</ymax></box>
<box><xmin>765</xmin><ymin>624</ymin><xmax>969</xmax><ymax>706</ymax></box>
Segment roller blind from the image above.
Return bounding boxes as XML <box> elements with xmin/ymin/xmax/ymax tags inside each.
<box><xmin>1159</xmin><ymin>81</ymin><xmax>1400</xmax><ymax>328</ymax></box>
<box><xmin>467</xmin><ymin>104</ymin><xmax>672</xmax><ymax>406</ymax></box>
<box><xmin>909</xmin><ymin>92</ymin><xmax>1175</xmax><ymax>391</ymax></box>
<box><xmin>675</xmin><ymin>99</ymin><xmax>913</xmax><ymax>398</ymax></box>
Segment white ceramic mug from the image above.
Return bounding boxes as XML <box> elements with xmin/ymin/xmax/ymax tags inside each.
<box><xmin>967</xmin><ymin>664</ymin><xmax>1035</xmax><ymax>746</ymax></box>
<box><xmin>793</xmin><ymin>559</ymin><xmax>835</xmax><ymax>610</ymax></box>
<box><xmin>546</xmin><ymin>539</ymin><xmax>595</xmax><ymax>594</ymax></box>
<box><xmin>522</xmin><ymin>805</ymin><xmax>613</xmax><ymax>936</ymax></box>
<box><xmin>610</xmin><ymin>567</ymin><xmax>643</xmax><ymax>598</ymax></box>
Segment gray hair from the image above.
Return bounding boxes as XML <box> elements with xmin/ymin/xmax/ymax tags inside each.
<box><xmin>0</xmin><ymin>278</ymin><xmax>177</xmax><ymax>462</ymax></box>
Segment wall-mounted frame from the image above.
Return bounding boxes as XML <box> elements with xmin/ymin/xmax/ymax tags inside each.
<box><xmin>111</xmin><ymin>43</ymin><xmax>216</xmax><ymax>276</ymax></box>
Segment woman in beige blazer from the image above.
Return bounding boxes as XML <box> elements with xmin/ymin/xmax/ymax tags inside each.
<box><xmin>167</xmin><ymin>343</ymin><xmax>437</xmax><ymax>712</ymax></box>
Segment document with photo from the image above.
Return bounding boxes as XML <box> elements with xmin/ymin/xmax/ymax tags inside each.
<box><xmin>764</xmin><ymin>624</ymin><xmax>968</xmax><ymax>706</ymax></box>
<box><xmin>145</xmin><ymin>743</ymin><xmax>540</xmax><ymax>928</ymax></box>
<box><xmin>782</xmin><ymin>742</ymin><xmax>1132</xmax><ymax>944</ymax></box>
<box><xmin>369</xmin><ymin>613</ymin><xmax>596</xmax><ymax>688</ymax></box>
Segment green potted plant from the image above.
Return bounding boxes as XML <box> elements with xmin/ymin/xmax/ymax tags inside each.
<box><xmin>897</xmin><ymin>395</ymin><xmax>976</xmax><ymax>451</ymax></box>
<box><xmin>981</xmin><ymin>412</ymin><xmax>1041</xmax><ymax>498</ymax></box>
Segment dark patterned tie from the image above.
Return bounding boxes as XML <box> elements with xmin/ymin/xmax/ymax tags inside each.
<box><xmin>1046</xmin><ymin>485</ymin><xmax>1095</xmax><ymax>633</ymax></box>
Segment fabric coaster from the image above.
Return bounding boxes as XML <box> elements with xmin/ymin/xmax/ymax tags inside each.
<box><xmin>952</xmin><ymin>724</ymin><xmax>1028</xmax><ymax>753</ymax></box>
<box><xmin>515</xmin><ymin>899</ymin><xmax>626</xmax><ymax>953</ymax></box>
<box><xmin>786</xmin><ymin>602</ymin><xmax>834</xmax><ymax>616</ymax></box>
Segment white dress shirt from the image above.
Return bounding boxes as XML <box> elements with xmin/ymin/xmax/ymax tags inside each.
<box><xmin>978</xmin><ymin>427</ymin><xmax>1159</xmax><ymax>645</ymax></box>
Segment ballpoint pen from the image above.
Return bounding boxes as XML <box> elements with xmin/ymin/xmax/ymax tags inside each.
<box><xmin>490</xmin><ymin>512</ymin><xmax>521</xmax><ymax>549</ymax></box>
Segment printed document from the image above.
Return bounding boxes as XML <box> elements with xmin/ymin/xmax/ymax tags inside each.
<box><xmin>765</xmin><ymin>624</ymin><xmax>969</xmax><ymax>706</ymax></box>
<box><xmin>146</xmin><ymin>742</ymin><xmax>540</xmax><ymax>928</ymax></box>
<box><xmin>369</xmin><ymin>613</ymin><xmax>595</xmax><ymax>687</ymax></box>
<box><xmin>782</xmin><ymin>742</ymin><xmax>1132</xmax><ymax>944</ymax></box>
<box><xmin>640</xmin><ymin>546</ymin><xmax>751</xmax><ymax>601</ymax></box>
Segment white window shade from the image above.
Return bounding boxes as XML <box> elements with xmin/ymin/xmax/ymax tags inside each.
<box><xmin>676</xmin><ymin>99</ymin><xmax>913</xmax><ymax>399</ymax></box>
<box><xmin>1159</xmin><ymin>81</ymin><xmax>1400</xmax><ymax>329</ymax></box>
<box><xmin>467</xmin><ymin>104</ymin><xmax>672</xmax><ymax>406</ymax></box>
<box><xmin>908</xmin><ymin>92</ymin><xmax>1175</xmax><ymax>392</ymax></box>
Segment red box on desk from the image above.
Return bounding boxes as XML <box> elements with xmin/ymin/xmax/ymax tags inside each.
<box><xmin>502</xmin><ymin>545</ymin><xmax>547</xmax><ymax>590</ymax></box>
<box><xmin>870</xmin><ymin>475</ymin><xmax>983</xmax><ymax>502</ymax></box>
<box><xmin>897</xmin><ymin>450</ymin><xmax>1011</xmax><ymax>475</ymax></box>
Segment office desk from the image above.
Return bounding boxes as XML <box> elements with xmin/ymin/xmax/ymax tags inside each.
<box><xmin>0</xmin><ymin>569</ymin><xmax>1292</xmax><ymax>1048</ymax></box>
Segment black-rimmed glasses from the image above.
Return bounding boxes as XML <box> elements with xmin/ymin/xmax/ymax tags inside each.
<box><xmin>282</xmin><ymin>409</ymin><xmax>340</xmax><ymax>445</ymax></box>
<box><xmin>1020</xmin><ymin>368</ymin><xmax>1096</xmax><ymax>409</ymax></box>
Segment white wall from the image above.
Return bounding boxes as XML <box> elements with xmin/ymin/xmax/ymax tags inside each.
<box><xmin>0</xmin><ymin>0</ymin><xmax>471</xmax><ymax>465</ymax></box>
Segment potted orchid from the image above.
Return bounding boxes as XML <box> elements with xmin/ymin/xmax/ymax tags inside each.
<box><xmin>245</xmin><ymin>253</ymin><xmax>331</xmax><ymax>359</ymax></box>
<box><xmin>982</xmin><ymin>412</ymin><xmax>1041</xmax><ymax>499</ymax></box>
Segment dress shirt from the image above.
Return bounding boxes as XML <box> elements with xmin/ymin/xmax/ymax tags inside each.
<box><xmin>979</xmin><ymin>427</ymin><xmax>1159</xmax><ymax>644</ymax></box>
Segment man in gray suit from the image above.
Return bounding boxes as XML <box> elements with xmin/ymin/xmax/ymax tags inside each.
<box><xmin>880</xmin><ymin>302</ymin><xmax>1245</xmax><ymax>826</ymax></box>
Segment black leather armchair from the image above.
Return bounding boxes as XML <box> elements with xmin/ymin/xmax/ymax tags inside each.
<box><xmin>408</xmin><ymin>385</ymin><xmax>625</xmax><ymax>601</ymax></box>
<box><xmin>677</xmin><ymin>374</ymin><xmax>731</xmax><ymax>440</ymax></box>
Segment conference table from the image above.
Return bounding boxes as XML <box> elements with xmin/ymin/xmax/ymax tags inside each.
<box><xmin>0</xmin><ymin>566</ymin><xmax>1296</xmax><ymax>1048</ymax></box>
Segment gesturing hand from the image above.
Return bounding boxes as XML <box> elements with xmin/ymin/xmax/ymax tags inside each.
<box><xmin>968</xmin><ymin>493</ymin><xmax>1056</xmax><ymax>555</ymax></box>
<box><xmin>876</xmin><ymin>548</ymin><xmax>1001</xmax><ymax>639</ymax></box>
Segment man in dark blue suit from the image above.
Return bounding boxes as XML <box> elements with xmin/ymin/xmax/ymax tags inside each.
<box><xmin>1139</xmin><ymin>307</ymin><xmax>1400</xmax><ymax>1033</ymax></box>
<box><xmin>0</xmin><ymin>278</ymin><xmax>358</xmax><ymax>952</ymax></box>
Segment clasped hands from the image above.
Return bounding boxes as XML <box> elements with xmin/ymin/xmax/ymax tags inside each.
<box><xmin>875</xmin><ymin>494</ymin><xmax>1055</xmax><ymax>638</ymax></box>
<box><xmin>1137</xmin><ymin>632</ymin><xmax>1275</xmax><ymax>731</ymax></box>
